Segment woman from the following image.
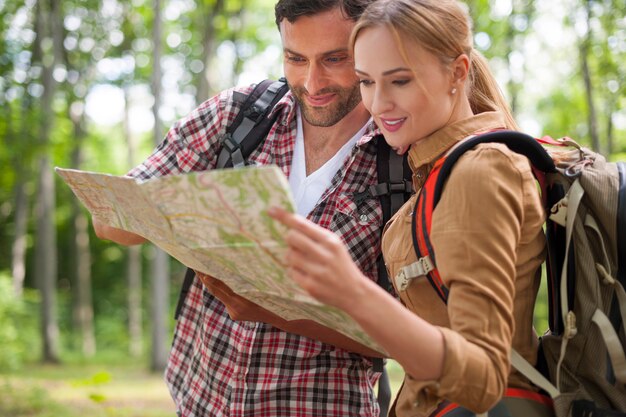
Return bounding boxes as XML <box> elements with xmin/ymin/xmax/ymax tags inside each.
<box><xmin>269</xmin><ymin>0</ymin><xmax>552</xmax><ymax>415</ymax></box>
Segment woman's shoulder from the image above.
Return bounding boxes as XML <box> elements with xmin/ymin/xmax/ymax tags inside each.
<box><xmin>451</xmin><ymin>141</ymin><xmax>535</xmax><ymax>182</ymax></box>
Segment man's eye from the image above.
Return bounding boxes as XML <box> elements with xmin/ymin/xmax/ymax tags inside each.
<box><xmin>325</xmin><ymin>56</ymin><xmax>344</xmax><ymax>63</ymax></box>
<box><xmin>287</xmin><ymin>56</ymin><xmax>305</xmax><ymax>63</ymax></box>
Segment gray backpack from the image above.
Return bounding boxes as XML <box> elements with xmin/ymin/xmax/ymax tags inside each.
<box><xmin>411</xmin><ymin>131</ymin><xmax>626</xmax><ymax>417</ymax></box>
<box><xmin>533</xmin><ymin>136</ymin><xmax>626</xmax><ymax>417</ymax></box>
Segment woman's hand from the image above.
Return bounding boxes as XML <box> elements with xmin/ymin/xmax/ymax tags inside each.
<box><xmin>268</xmin><ymin>207</ymin><xmax>370</xmax><ymax>311</ymax></box>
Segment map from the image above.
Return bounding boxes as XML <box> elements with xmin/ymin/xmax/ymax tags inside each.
<box><xmin>56</xmin><ymin>165</ymin><xmax>384</xmax><ymax>355</ymax></box>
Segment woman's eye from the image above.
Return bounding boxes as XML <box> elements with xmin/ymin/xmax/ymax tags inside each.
<box><xmin>392</xmin><ymin>79</ymin><xmax>410</xmax><ymax>86</ymax></box>
<box><xmin>359</xmin><ymin>79</ymin><xmax>373</xmax><ymax>86</ymax></box>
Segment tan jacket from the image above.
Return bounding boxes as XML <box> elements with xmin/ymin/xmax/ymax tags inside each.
<box><xmin>382</xmin><ymin>112</ymin><xmax>546</xmax><ymax>416</ymax></box>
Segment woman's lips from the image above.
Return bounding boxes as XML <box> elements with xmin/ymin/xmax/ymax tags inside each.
<box><xmin>381</xmin><ymin>117</ymin><xmax>406</xmax><ymax>132</ymax></box>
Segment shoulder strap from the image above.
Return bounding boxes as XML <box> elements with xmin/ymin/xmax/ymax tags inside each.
<box><xmin>366</xmin><ymin>136</ymin><xmax>413</xmax><ymax>293</ymax></box>
<box><xmin>174</xmin><ymin>78</ymin><xmax>289</xmax><ymax>320</ymax></box>
<box><xmin>217</xmin><ymin>77</ymin><xmax>290</xmax><ymax>168</ymax></box>
<box><xmin>374</xmin><ymin>136</ymin><xmax>414</xmax><ymax>222</ymax></box>
<box><xmin>617</xmin><ymin>162</ymin><xmax>626</xmax><ymax>288</ymax></box>
<box><xmin>371</xmin><ymin>139</ymin><xmax>413</xmax><ymax>415</ymax></box>
<box><xmin>432</xmin><ymin>131</ymin><xmax>555</xmax><ymax>208</ymax></box>
<box><xmin>411</xmin><ymin>130</ymin><xmax>556</xmax><ymax>304</ymax></box>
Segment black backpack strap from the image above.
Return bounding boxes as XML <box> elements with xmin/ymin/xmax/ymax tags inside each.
<box><xmin>610</xmin><ymin>162</ymin><xmax>626</xmax><ymax>345</ymax></box>
<box><xmin>374</xmin><ymin>136</ymin><xmax>413</xmax><ymax>223</ymax></box>
<box><xmin>375</xmin><ymin>358</ymin><xmax>392</xmax><ymax>417</ymax></box>
<box><xmin>217</xmin><ymin>78</ymin><xmax>289</xmax><ymax>168</ymax></box>
<box><xmin>571</xmin><ymin>400</ymin><xmax>626</xmax><ymax>417</ymax></box>
<box><xmin>355</xmin><ymin>136</ymin><xmax>413</xmax><ymax>293</ymax></box>
<box><xmin>431</xmin><ymin>131</ymin><xmax>555</xmax><ymax>207</ymax></box>
<box><xmin>174</xmin><ymin>78</ymin><xmax>289</xmax><ymax>320</ymax></box>
<box><xmin>363</xmin><ymin>137</ymin><xmax>413</xmax><ymax>417</ymax></box>
<box><xmin>174</xmin><ymin>266</ymin><xmax>198</xmax><ymax>320</ymax></box>
<box><xmin>617</xmin><ymin>162</ymin><xmax>626</xmax><ymax>289</ymax></box>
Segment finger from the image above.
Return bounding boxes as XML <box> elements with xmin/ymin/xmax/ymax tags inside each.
<box><xmin>285</xmin><ymin>246</ymin><xmax>329</xmax><ymax>278</ymax></box>
<box><xmin>287</xmin><ymin>265</ymin><xmax>309</xmax><ymax>288</ymax></box>
<box><xmin>268</xmin><ymin>206</ymin><xmax>331</xmax><ymax>243</ymax></box>
<box><xmin>284</xmin><ymin>228</ymin><xmax>333</xmax><ymax>260</ymax></box>
<box><xmin>287</xmin><ymin>266</ymin><xmax>326</xmax><ymax>300</ymax></box>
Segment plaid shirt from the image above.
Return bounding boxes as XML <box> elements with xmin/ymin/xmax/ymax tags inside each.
<box><xmin>129</xmin><ymin>83</ymin><xmax>385</xmax><ymax>417</ymax></box>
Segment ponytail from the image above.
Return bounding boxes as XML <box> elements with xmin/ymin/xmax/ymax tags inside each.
<box><xmin>469</xmin><ymin>49</ymin><xmax>518</xmax><ymax>130</ymax></box>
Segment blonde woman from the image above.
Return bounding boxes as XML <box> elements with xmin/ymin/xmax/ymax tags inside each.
<box><xmin>269</xmin><ymin>0</ymin><xmax>553</xmax><ymax>416</ymax></box>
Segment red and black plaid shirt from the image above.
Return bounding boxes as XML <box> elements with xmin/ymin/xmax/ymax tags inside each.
<box><xmin>129</xmin><ymin>84</ymin><xmax>385</xmax><ymax>417</ymax></box>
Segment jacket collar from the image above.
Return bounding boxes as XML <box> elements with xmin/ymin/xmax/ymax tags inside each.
<box><xmin>407</xmin><ymin>111</ymin><xmax>507</xmax><ymax>172</ymax></box>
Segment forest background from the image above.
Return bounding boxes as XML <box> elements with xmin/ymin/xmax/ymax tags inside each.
<box><xmin>0</xmin><ymin>0</ymin><xmax>625</xmax><ymax>415</ymax></box>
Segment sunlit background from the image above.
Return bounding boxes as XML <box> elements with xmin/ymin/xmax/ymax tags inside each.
<box><xmin>0</xmin><ymin>0</ymin><xmax>624</xmax><ymax>415</ymax></box>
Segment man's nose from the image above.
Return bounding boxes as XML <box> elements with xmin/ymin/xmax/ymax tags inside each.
<box><xmin>304</xmin><ymin>62</ymin><xmax>329</xmax><ymax>95</ymax></box>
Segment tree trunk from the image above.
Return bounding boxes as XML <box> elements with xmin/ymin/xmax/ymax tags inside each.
<box><xmin>151</xmin><ymin>247</ymin><xmax>170</xmax><ymax>371</ymax></box>
<box><xmin>3</xmin><ymin>99</ymin><xmax>28</xmax><ymax>298</ymax></box>
<box><xmin>196</xmin><ymin>0</ymin><xmax>226</xmax><ymax>103</ymax></box>
<box><xmin>34</xmin><ymin>0</ymin><xmax>62</xmax><ymax>364</ymax></box>
<box><xmin>128</xmin><ymin>246</ymin><xmax>143</xmax><ymax>357</ymax></box>
<box><xmin>229</xmin><ymin>2</ymin><xmax>247</xmax><ymax>86</ymax></box>
<box><xmin>579</xmin><ymin>0</ymin><xmax>600</xmax><ymax>151</ymax></box>
<box><xmin>505</xmin><ymin>0</ymin><xmax>535</xmax><ymax>118</ymax></box>
<box><xmin>12</xmin><ymin>178</ymin><xmax>28</xmax><ymax>297</ymax></box>
<box><xmin>150</xmin><ymin>0</ymin><xmax>170</xmax><ymax>371</ymax></box>
<box><xmin>123</xmin><ymin>85</ymin><xmax>143</xmax><ymax>358</ymax></box>
<box><xmin>35</xmin><ymin>155</ymin><xmax>59</xmax><ymax>363</ymax></box>
<box><xmin>69</xmin><ymin>110</ymin><xmax>96</xmax><ymax>358</ymax></box>
<box><xmin>605</xmin><ymin>98</ymin><xmax>614</xmax><ymax>155</ymax></box>
<box><xmin>73</xmin><ymin>204</ymin><xmax>95</xmax><ymax>356</ymax></box>
<box><xmin>505</xmin><ymin>14</ymin><xmax>519</xmax><ymax>116</ymax></box>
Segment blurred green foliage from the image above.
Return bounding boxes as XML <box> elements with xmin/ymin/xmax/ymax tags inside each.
<box><xmin>0</xmin><ymin>273</ymin><xmax>39</xmax><ymax>370</ymax></box>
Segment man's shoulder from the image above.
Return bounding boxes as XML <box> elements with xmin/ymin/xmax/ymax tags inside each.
<box><xmin>221</xmin><ymin>80</ymin><xmax>294</xmax><ymax>106</ymax></box>
<box><xmin>217</xmin><ymin>80</ymin><xmax>295</xmax><ymax>124</ymax></box>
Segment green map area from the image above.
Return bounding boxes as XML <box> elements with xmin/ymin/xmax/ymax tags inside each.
<box><xmin>56</xmin><ymin>165</ymin><xmax>385</xmax><ymax>355</ymax></box>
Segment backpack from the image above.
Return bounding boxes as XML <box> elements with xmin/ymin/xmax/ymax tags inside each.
<box><xmin>410</xmin><ymin>130</ymin><xmax>626</xmax><ymax>417</ymax></box>
<box><xmin>173</xmin><ymin>78</ymin><xmax>413</xmax><ymax>417</ymax></box>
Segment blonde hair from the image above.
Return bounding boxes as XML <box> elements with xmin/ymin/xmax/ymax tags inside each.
<box><xmin>351</xmin><ymin>0</ymin><xmax>518</xmax><ymax>130</ymax></box>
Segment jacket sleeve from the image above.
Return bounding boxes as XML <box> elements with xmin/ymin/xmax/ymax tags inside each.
<box><xmin>418</xmin><ymin>145</ymin><xmax>534</xmax><ymax>412</ymax></box>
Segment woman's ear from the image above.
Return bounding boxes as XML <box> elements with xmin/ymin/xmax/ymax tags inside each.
<box><xmin>451</xmin><ymin>53</ymin><xmax>470</xmax><ymax>86</ymax></box>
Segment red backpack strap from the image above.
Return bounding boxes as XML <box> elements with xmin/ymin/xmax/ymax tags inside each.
<box><xmin>409</xmin><ymin>130</ymin><xmax>556</xmax><ymax>305</ymax></box>
<box><xmin>411</xmin><ymin>156</ymin><xmax>450</xmax><ymax>303</ymax></box>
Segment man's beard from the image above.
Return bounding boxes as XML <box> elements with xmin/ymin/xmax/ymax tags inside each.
<box><xmin>288</xmin><ymin>82</ymin><xmax>362</xmax><ymax>127</ymax></box>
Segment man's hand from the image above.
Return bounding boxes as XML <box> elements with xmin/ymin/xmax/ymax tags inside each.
<box><xmin>196</xmin><ymin>271</ymin><xmax>385</xmax><ymax>357</ymax></box>
<box><xmin>93</xmin><ymin>218</ymin><xmax>147</xmax><ymax>245</ymax></box>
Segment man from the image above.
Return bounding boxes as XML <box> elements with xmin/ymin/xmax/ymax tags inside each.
<box><xmin>94</xmin><ymin>1</ymin><xmax>387</xmax><ymax>415</ymax></box>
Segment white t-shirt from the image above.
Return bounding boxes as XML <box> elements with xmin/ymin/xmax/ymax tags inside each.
<box><xmin>289</xmin><ymin>109</ymin><xmax>369</xmax><ymax>216</ymax></box>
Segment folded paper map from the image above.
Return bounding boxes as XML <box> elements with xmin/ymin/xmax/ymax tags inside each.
<box><xmin>56</xmin><ymin>165</ymin><xmax>384</xmax><ymax>354</ymax></box>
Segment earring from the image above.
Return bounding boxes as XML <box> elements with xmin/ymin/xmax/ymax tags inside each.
<box><xmin>451</xmin><ymin>87</ymin><xmax>457</xmax><ymax>95</ymax></box>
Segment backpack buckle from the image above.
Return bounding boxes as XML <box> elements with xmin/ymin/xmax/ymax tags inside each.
<box><xmin>243</xmin><ymin>104</ymin><xmax>264</xmax><ymax>122</ymax></box>
<box><xmin>222</xmin><ymin>133</ymin><xmax>240</xmax><ymax>153</ymax></box>
<box><xmin>394</xmin><ymin>257</ymin><xmax>434</xmax><ymax>291</ymax></box>
<box><xmin>549</xmin><ymin>195</ymin><xmax>568</xmax><ymax>227</ymax></box>
<box><xmin>389</xmin><ymin>180</ymin><xmax>413</xmax><ymax>194</ymax></box>
<box><xmin>354</xmin><ymin>189</ymin><xmax>372</xmax><ymax>204</ymax></box>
